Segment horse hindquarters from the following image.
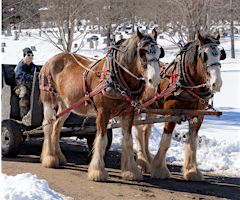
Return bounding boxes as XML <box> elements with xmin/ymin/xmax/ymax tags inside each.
<box><xmin>121</xmin><ymin>110</ymin><xmax>143</xmax><ymax>181</ymax></box>
<box><xmin>150</xmin><ymin>121</ymin><xmax>176</xmax><ymax>179</ymax></box>
<box><xmin>183</xmin><ymin>116</ymin><xmax>204</xmax><ymax>181</ymax></box>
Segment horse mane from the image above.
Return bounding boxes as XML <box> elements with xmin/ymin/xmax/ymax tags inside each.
<box><xmin>117</xmin><ymin>33</ymin><xmax>153</xmax><ymax>65</ymax></box>
<box><xmin>182</xmin><ymin>34</ymin><xmax>220</xmax><ymax>66</ymax></box>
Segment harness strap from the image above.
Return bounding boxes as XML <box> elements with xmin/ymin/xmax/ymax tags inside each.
<box><xmin>138</xmin><ymin>84</ymin><xmax>177</xmax><ymax>110</ymax></box>
<box><xmin>113</xmin><ymin>58</ymin><xmax>144</xmax><ymax>81</ymax></box>
<box><xmin>70</xmin><ymin>52</ymin><xmax>110</xmax><ymax>75</ymax></box>
<box><xmin>117</xmin><ymin>65</ymin><xmax>131</xmax><ymax>90</ymax></box>
<box><xmin>47</xmin><ymin>72</ymin><xmax>57</xmax><ymax>119</ymax></box>
<box><xmin>186</xmin><ymin>89</ymin><xmax>212</xmax><ymax>109</ymax></box>
<box><xmin>183</xmin><ymin>53</ymin><xmax>209</xmax><ymax>92</ymax></box>
<box><xmin>49</xmin><ymin>80</ymin><xmax>108</xmax><ymax>123</ymax></box>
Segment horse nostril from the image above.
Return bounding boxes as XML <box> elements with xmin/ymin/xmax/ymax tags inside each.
<box><xmin>149</xmin><ymin>79</ymin><xmax>152</xmax><ymax>84</ymax></box>
<box><xmin>212</xmin><ymin>83</ymin><xmax>216</xmax><ymax>88</ymax></box>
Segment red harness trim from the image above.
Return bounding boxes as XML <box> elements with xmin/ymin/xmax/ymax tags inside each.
<box><xmin>40</xmin><ymin>58</ymin><xmax>111</xmax><ymax>123</ymax></box>
<box><xmin>187</xmin><ymin>89</ymin><xmax>212</xmax><ymax>109</ymax></box>
<box><xmin>170</xmin><ymin>64</ymin><xmax>179</xmax><ymax>84</ymax></box>
<box><xmin>39</xmin><ymin>72</ymin><xmax>56</xmax><ymax>118</ymax></box>
<box><xmin>137</xmin><ymin>84</ymin><xmax>177</xmax><ymax>110</ymax></box>
<box><xmin>49</xmin><ymin>80</ymin><xmax>108</xmax><ymax>123</ymax></box>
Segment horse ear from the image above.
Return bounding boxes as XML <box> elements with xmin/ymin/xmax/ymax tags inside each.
<box><xmin>137</xmin><ymin>28</ymin><xmax>143</xmax><ymax>41</ymax></box>
<box><xmin>197</xmin><ymin>32</ymin><xmax>204</xmax><ymax>46</ymax></box>
<box><xmin>215</xmin><ymin>31</ymin><xmax>220</xmax><ymax>41</ymax></box>
<box><xmin>152</xmin><ymin>28</ymin><xmax>157</xmax><ymax>41</ymax></box>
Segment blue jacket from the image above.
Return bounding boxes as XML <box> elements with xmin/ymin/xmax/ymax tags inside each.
<box><xmin>15</xmin><ymin>60</ymin><xmax>41</xmax><ymax>85</ymax></box>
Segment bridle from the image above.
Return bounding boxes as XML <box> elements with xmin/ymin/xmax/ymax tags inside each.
<box><xmin>198</xmin><ymin>42</ymin><xmax>222</xmax><ymax>77</ymax></box>
<box><xmin>137</xmin><ymin>38</ymin><xmax>161</xmax><ymax>72</ymax></box>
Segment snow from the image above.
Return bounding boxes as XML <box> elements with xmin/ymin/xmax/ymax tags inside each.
<box><xmin>1</xmin><ymin>173</ymin><xmax>69</xmax><ymax>200</ymax></box>
<box><xmin>1</xmin><ymin>28</ymin><xmax>240</xmax><ymax>199</ymax></box>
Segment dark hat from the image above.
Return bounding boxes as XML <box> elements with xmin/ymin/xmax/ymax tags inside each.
<box><xmin>23</xmin><ymin>47</ymin><xmax>33</xmax><ymax>57</ymax></box>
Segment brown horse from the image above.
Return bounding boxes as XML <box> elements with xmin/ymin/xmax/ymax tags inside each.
<box><xmin>39</xmin><ymin>28</ymin><xmax>163</xmax><ymax>181</ymax></box>
<box><xmin>134</xmin><ymin>32</ymin><xmax>226</xmax><ymax>181</ymax></box>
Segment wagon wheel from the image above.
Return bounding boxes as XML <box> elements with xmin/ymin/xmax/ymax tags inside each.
<box><xmin>2</xmin><ymin>119</ymin><xmax>23</xmax><ymax>157</ymax></box>
<box><xmin>86</xmin><ymin>129</ymin><xmax>113</xmax><ymax>153</ymax></box>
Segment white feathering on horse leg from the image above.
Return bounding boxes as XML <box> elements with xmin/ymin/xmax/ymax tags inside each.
<box><xmin>88</xmin><ymin>133</ymin><xmax>108</xmax><ymax>181</ymax></box>
<box><xmin>183</xmin><ymin>117</ymin><xmax>204</xmax><ymax>181</ymax></box>
<box><xmin>41</xmin><ymin>102</ymin><xmax>59</xmax><ymax>168</ymax></box>
<box><xmin>121</xmin><ymin>133</ymin><xmax>143</xmax><ymax>181</ymax></box>
<box><xmin>150</xmin><ymin>133</ymin><xmax>172</xmax><ymax>179</ymax></box>
<box><xmin>52</xmin><ymin>102</ymin><xmax>70</xmax><ymax>166</ymax></box>
<box><xmin>134</xmin><ymin>124</ymin><xmax>150</xmax><ymax>174</ymax></box>
<box><xmin>121</xmin><ymin>117</ymin><xmax>143</xmax><ymax>181</ymax></box>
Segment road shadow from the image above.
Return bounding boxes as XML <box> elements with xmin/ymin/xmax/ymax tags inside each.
<box><xmin>2</xmin><ymin>138</ymin><xmax>240</xmax><ymax>199</ymax></box>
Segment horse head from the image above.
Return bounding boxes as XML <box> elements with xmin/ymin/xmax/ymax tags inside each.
<box><xmin>197</xmin><ymin>31</ymin><xmax>226</xmax><ymax>92</ymax></box>
<box><xmin>137</xmin><ymin>28</ymin><xmax>163</xmax><ymax>88</ymax></box>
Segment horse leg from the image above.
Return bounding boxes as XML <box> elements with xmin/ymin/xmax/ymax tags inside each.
<box><xmin>143</xmin><ymin>113</ymin><xmax>157</xmax><ymax>163</ymax></box>
<box><xmin>150</xmin><ymin>121</ymin><xmax>176</xmax><ymax>179</ymax></box>
<box><xmin>88</xmin><ymin>108</ymin><xmax>109</xmax><ymax>181</ymax></box>
<box><xmin>41</xmin><ymin>102</ymin><xmax>59</xmax><ymax>168</ymax></box>
<box><xmin>134</xmin><ymin>113</ymin><xmax>150</xmax><ymax>173</ymax></box>
<box><xmin>183</xmin><ymin>116</ymin><xmax>204</xmax><ymax>181</ymax></box>
<box><xmin>121</xmin><ymin>111</ymin><xmax>143</xmax><ymax>181</ymax></box>
<box><xmin>51</xmin><ymin>101</ymin><xmax>70</xmax><ymax>165</ymax></box>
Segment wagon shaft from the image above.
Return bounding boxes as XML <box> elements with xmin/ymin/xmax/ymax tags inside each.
<box><xmin>140</xmin><ymin>109</ymin><xmax>222</xmax><ymax>117</ymax></box>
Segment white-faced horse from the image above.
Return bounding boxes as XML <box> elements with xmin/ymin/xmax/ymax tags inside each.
<box><xmin>134</xmin><ymin>32</ymin><xmax>226</xmax><ymax>181</ymax></box>
<box><xmin>39</xmin><ymin>28</ymin><xmax>164</xmax><ymax>181</ymax></box>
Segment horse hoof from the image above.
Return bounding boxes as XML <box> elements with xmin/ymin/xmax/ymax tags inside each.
<box><xmin>57</xmin><ymin>153</ymin><xmax>67</xmax><ymax>166</ymax></box>
<box><xmin>122</xmin><ymin>171</ymin><xmax>143</xmax><ymax>181</ymax></box>
<box><xmin>88</xmin><ymin>168</ymin><xmax>108</xmax><ymax>182</ymax></box>
<box><xmin>150</xmin><ymin>166</ymin><xmax>171</xmax><ymax>179</ymax></box>
<box><xmin>184</xmin><ymin>169</ymin><xmax>204</xmax><ymax>181</ymax></box>
<box><xmin>41</xmin><ymin>155</ymin><xmax>59</xmax><ymax>168</ymax></box>
<box><xmin>137</xmin><ymin>159</ymin><xmax>150</xmax><ymax>174</ymax></box>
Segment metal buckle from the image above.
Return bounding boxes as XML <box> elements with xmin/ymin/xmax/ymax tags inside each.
<box><xmin>199</xmin><ymin>98</ymin><xmax>205</xmax><ymax>104</ymax></box>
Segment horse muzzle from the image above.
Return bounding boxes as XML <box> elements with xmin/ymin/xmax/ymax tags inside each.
<box><xmin>207</xmin><ymin>64</ymin><xmax>222</xmax><ymax>92</ymax></box>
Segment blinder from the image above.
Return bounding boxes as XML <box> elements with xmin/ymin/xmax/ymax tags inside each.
<box><xmin>199</xmin><ymin>51</ymin><xmax>207</xmax><ymax>62</ymax></box>
<box><xmin>138</xmin><ymin>38</ymin><xmax>163</xmax><ymax>69</ymax></box>
<box><xmin>220</xmin><ymin>49</ymin><xmax>226</xmax><ymax>60</ymax></box>
<box><xmin>198</xmin><ymin>43</ymin><xmax>225</xmax><ymax>64</ymax></box>
<box><xmin>159</xmin><ymin>46</ymin><xmax>165</xmax><ymax>58</ymax></box>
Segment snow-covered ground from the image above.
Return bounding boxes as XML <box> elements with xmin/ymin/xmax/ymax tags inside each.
<box><xmin>1</xmin><ymin>28</ymin><xmax>240</xmax><ymax>199</ymax></box>
<box><xmin>1</xmin><ymin>173</ymin><xmax>71</xmax><ymax>200</ymax></box>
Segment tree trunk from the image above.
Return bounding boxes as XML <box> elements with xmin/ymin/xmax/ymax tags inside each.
<box><xmin>107</xmin><ymin>26</ymin><xmax>111</xmax><ymax>47</ymax></box>
<box><xmin>230</xmin><ymin>0</ymin><xmax>235</xmax><ymax>58</ymax></box>
<box><xmin>132</xmin><ymin>0</ymin><xmax>135</xmax><ymax>34</ymax></box>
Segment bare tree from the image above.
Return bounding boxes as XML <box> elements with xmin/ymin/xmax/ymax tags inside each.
<box><xmin>90</xmin><ymin>0</ymin><xmax>130</xmax><ymax>46</ymax></box>
<box><xmin>212</xmin><ymin>0</ymin><xmax>240</xmax><ymax>58</ymax></box>
<box><xmin>33</xmin><ymin>0</ymin><xmax>92</xmax><ymax>52</ymax></box>
<box><xmin>2</xmin><ymin>0</ymin><xmax>41</xmax><ymax>30</ymax></box>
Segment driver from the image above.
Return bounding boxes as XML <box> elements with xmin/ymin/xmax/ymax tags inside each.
<box><xmin>15</xmin><ymin>47</ymin><xmax>41</xmax><ymax>118</ymax></box>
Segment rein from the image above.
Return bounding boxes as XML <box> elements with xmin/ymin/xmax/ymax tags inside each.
<box><xmin>39</xmin><ymin>42</ymin><xmax>149</xmax><ymax>122</ymax></box>
<box><xmin>137</xmin><ymin>43</ymin><xmax>217</xmax><ymax>111</ymax></box>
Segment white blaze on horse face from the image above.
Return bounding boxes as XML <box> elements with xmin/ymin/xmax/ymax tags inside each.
<box><xmin>207</xmin><ymin>65</ymin><xmax>222</xmax><ymax>92</ymax></box>
<box><xmin>144</xmin><ymin>46</ymin><xmax>161</xmax><ymax>88</ymax></box>
<box><xmin>204</xmin><ymin>47</ymin><xmax>223</xmax><ymax>92</ymax></box>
